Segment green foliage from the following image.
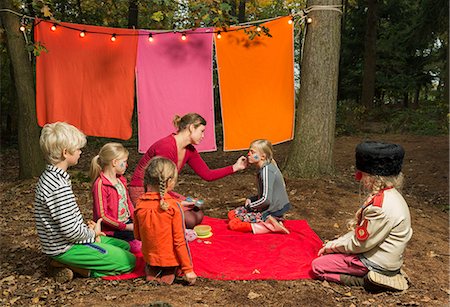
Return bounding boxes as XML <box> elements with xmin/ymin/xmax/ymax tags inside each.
<box><xmin>335</xmin><ymin>100</ymin><xmax>366</xmax><ymax>135</ymax></box>
<box><xmin>336</xmin><ymin>99</ymin><xmax>449</xmax><ymax>136</ymax></box>
<box><xmin>384</xmin><ymin>102</ymin><xmax>449</xmax><ymax>135</ymax></box>
<box><xmin>339</xmin><ymin>0</ymin><xmax>448</xmax><ymax>106</ymax></box>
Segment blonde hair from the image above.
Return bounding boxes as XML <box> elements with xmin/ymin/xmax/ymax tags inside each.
<box><xmin>89</xmin><ymin>143</ymin><xmax>129</xmax><ymax>180</ymax></box>
<box><xmin>250</xmin><ymin>139</ymin><xmax>276</xmax><ymax>165</ymax></box>
<box><xmin>348</xmin><ymin>172</ymin><xmax>405</xmax><ymax>230</ymax></box>
<box><xmin>173</xmin><ymin>113</ymin><xmax>206</xmax><ymax>132</ymax></box>
<box><xmin>39</xmin><ymin>122</ymin><xmax>86</xmax><ymax>165</ymax></box>
<box><xmin>144</xmin><ymin>156</ymin><xmax>178</xmax><ymax>211</ymax></box>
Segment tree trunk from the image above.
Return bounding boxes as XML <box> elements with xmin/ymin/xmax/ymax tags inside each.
<box><xmin>238</xmin><ymin>0</ymin><xmax>246</xmax><ymax>23</ymax></box>
<box><xmin>283</xmin><ymin>0</ymin><xmax>342</xmax><ymax>178</ymax></box>
<box><xmin>127</xmin><ymin>0</ymin><xmax>138</xmax><ymax>28</ymax></box>
<box><xmin>444</xmin><ymin>39</ymin><xmax>449</xmax><ymax>106</ymax></box>
<box><xmin>0</xmin><ymin>0</ymin><xmax>44</xmax><ymax>178</ymax></box>
<box><xmin>360</xmin><ymin>0</ymin><xmax>377</xmax><ymax>108</ymax></box>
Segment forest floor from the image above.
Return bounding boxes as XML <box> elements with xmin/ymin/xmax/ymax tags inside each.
<box><xmin>0</xmin><ymin>133</ymin><xmax>448</xmax><ymax>306</ymax></box>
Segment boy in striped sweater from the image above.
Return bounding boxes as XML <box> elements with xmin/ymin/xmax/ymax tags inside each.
<box><xmin>34</xmin><ymin>122</ymin><xmax>135</xmax><ymax>281</ymax></box>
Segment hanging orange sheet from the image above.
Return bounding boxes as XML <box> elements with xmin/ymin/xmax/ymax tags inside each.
<box><xmin>35</xmin><ymin>19</ymin><xmax>137</xmax><ymax>140</ymax></box>
<box><xmin>216</xmin><ymin>16</ymin><xmax>295</xmax><ymax>151</ymax></box>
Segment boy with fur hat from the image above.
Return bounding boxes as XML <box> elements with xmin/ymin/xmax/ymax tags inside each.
<box><xmin>311</xmin><ymin>141</ymin><xmax>412</xmax><ymax>291</ymax></box>
<box><xmin>34</xmin><ymin>122</ymin><xmax>135</xmax><ymax>282</ymax></box>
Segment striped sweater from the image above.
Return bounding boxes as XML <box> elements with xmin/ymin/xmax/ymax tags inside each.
<box><xmin>34</xmin><ymin>165</ymin><xmax>96</xmax><ymax>256</ymax></box>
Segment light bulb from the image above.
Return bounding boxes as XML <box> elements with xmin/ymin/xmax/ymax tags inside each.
<box><xmin>256</xmin><ymin>26</ymin><xmax>262</xmax><ymax>32</ymax></box>
<box><xmin>20</xmin><ymin>25</ymin><xmax>26</xmax><ymax>32</ymax></box>
<box><xmin>306</xmin><ymin>17</ymin><xmax>313</xmax><ymax>24</ymax></box>
<box><xmin>111</xmin><ymin>34</ymin><xmax>116</xmax><ymax>42</ymax></box>
<box><xmin>217</xmin><ymin>32</ymin><xmax>222</xmax><ymax>39</ymax></box>
<box><xmin>288</xmin><ymin>18</ymin><xmax>293</xmax><ymax>24</ymax></box>
<box><xmin>51</xmin><ymin>24</ymin><xmax>57</xmax><ymax>31</ymax></box>
<box><xmin>79</xmin><ymin>30</ymin><xmax>86</xmax><ymax>38</ymax></box>
<box><xmin>181</xmin><ymin>33</ymin><xmax>187</xmax><ymax>41</ymax></box>
<box><xmin>148</xmin><ymin>34</ymin><xmax>153</xmax><ymax>42</ymax></box>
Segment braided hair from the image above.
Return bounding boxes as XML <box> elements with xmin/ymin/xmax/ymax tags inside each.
<box><xmin>144</xmin><ymin>156</ymin><xmax>178</xmax><ymax>211</ymax></box>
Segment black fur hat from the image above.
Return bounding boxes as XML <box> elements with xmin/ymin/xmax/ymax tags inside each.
<box><xmin>355</xmin><ymin>141</ymin><xmax>405</xmax><ymax>176</ymax></box>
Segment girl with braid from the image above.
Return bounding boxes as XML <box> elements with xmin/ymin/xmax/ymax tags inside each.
<box><xmin>134</xmin><ymin>156</ymin><xmax>197</xmax><ymax>285</ymax></box>
<box><xmin>312</xmin><ymin>141</ymin><xmax>412</xmax><ymax>291</ymax></box>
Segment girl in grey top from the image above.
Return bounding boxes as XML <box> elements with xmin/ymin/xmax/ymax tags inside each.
<box><xmin>228</xmin><ymin>139</ymin><xmax>291</xmax><ymax>234</ymax></box>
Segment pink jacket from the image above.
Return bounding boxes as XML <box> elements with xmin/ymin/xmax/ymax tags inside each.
<box><xmin>92</xmin><ymin>172</ymin><xmax>135</xmax><ymax>235</ymax></box>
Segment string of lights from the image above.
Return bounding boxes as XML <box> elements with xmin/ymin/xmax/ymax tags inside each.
<box><xmin>0</xmin><ymin>5</ymin><xmax>342</xmax><ymax>42</ymax></box>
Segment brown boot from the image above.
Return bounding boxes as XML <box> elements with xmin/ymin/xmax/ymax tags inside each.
<box><xmin>49</xmin><ymin>266</ymin><xmax>74</xmax><ymax>283</ymax></box>
<box><xmin>339</xmin><ymin>274</ymin><xmax>365</xmax><ymax>287</ymax></box>
<box><xmin>49</xmin><ymin>260</ymin><xmax>90</xmax><ymax>278</ymax></box>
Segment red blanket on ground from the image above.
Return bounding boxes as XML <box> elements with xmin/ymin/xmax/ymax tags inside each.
<box><xmin>103</xmin><ymin>216</ymin><xmax>322</xmax><ymax>281</ymax></box>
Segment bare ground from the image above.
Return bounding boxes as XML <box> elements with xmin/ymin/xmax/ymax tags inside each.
<box><xmin>0</xmin><ymin>134</ymin><xmax>448</xmax><ymax>306</ymax></box>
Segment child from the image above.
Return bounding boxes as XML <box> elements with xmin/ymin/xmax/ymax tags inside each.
<box><xmin>228</xmin><ymin>139</ymin><xmax>291</xmax><ymax>234</ymax></box>
<box><xmin>90</xmin><ymin>142</ymin><xmax>141</xmax><ymax>252</ymax></box>
<box><xmin>34</xmin><ymin>122</ymin><xmax>135</xmax><ymax>281</ymax></box>
<box><xmin>134</xmin><ymin>156</ymin><xmax>197</xmax><ymax>285</ymax></box>
<box><xmin>311</xmin><ymin>141</ymin><xmax>412</xmax><ymax>291</ymax></box>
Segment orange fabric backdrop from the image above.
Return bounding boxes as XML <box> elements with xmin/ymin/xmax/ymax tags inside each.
<box><xmin>35</xmin><ymin>19</ymin><xmax>137</xmax><ymax>140</ymax></box>
<box><xmin>216</xmin><ymin>16</ymin><xmax>295</xmax><ymax>151</ymax></box>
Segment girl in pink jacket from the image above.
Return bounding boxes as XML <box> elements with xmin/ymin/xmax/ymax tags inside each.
<box><xmin>90</xmin><ymin>143</ymin><xmax>141</xmax><ymax>253</ymax></box>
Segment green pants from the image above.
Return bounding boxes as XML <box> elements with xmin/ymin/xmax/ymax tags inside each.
<box><xmin>52</xmin><ymin>236</ymin><xmax>136</xmax><ymax>278</ymax></box>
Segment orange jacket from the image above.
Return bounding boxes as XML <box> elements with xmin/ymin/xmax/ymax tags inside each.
<box><xmin>134</xmin><ymin>192</ymin><xmax>193</xmax><ymax>274</ymax></box>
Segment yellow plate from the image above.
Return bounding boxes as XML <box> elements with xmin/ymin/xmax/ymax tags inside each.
<box><xmin>197</xmin><ymin>232</ymin><xmax>213</xmax><ymax>239</ymax></box>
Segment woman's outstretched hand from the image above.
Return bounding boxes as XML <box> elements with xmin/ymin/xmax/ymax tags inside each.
<box><xmin>232</xmin><ymin>156</ymin><xmax>248</xmax><ymax>172</ymax></box>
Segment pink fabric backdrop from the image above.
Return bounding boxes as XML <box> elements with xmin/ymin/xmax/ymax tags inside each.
<box><xmin>136</xmin><ymin>29</ymin><xmax>216</xmax><ymax>153</ymax></box>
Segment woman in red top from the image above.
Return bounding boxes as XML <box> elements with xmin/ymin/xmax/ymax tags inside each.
<box><xmin>129</xmin><ymin>113</ymin><xmax>247</xmax><ymax>228</ymax></box>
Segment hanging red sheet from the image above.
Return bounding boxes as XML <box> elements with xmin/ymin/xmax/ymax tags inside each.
<box><xmin>215</xmin><ymin>16</ymin><xmax>295</xmax><ymax>151</ymax></box>
<box><xmin>35</xmin><ymin>19</ymin><xmax>137</xmax><ymax>139</ymax></box>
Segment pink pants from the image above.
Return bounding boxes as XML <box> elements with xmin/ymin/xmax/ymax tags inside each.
<box><xmin>311</xmin><ymin>253</ymin><xmax>369</xmax><ymax>284</ymax></box>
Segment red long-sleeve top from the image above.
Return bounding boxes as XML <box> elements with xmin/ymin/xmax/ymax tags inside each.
<box><xmin>130</xmin><ymin>134</ymin><xmax>234</xmax><ymax>187</ymax></box>
<box><xmin>134</xmin><ymin>192</ymin><xmax>193</xmax><ymax>273</ymax></box>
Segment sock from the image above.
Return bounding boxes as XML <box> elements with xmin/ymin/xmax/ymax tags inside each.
<box><xmin>228</xmin><ymin>218</ymin><xmax>252</xmax><ymax>232</ymax></box>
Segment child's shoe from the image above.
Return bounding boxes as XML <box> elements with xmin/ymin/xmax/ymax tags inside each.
<box><xmin>266</xmin><ymin>216</ymin><xmax>290</xmax><ymax>234</ymax></box>
<box><xmin>339</xmin><ymin>274</ymin><xmax>365</xmax><ymax>287</ymax></box>
<box><xmin>49</xmin><ymin>266</ymin><xmax>74</xmax><ymax>283</ymax></box>
<box><xmin>366</xmin><ymin>271</ymin><xmax>409</xmax><ymax>291</ymax></box>
<box><xmin>159</xmin><ymin>267</ymin><xmax>177</xmax><ymax>285</ymax></box>
<box><xmin>145</xmin><ymin>264</ymin><xmax>162</xmax><ymax>282</ymax></box>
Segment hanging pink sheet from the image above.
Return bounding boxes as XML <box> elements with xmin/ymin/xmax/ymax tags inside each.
<box><xmin>216</xmin><ymin>16</ymin><xmax>295</xmax><ymax>151</ymax></box>
<box><xmin>103</xmin><ymin>216</ymin><xmax>323</xmax><ymax>281</ymax></box>
<box><xmin>136</xmin><ymin>29</ymin><xmax>216</xmax><ymax>153</ymax></box>
<box><xmin>35</xmin><ymin>19</ymin><xmax>137</xmax><ymax>140</ymax></box>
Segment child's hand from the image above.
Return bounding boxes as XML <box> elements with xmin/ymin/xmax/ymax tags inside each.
<box><xmin>244</xmin><ymin>198</ymin><xmax>251</xmax><ymax>209</ymax></box>
<box><xmin>181</xmin><ymin>200</ymin><xmax>195</xmax><ymax>208</ymax></box>
<box><xmin>317</xmin><ymin>245</ymin><xmax>327</xmax><ymax>256</ymax></box>
<box><xmin>94</xmin><ymin>218</ymin><xmax>106</xmax><ymax>242</ymax></box>
<box><xmin>232</xmin><ymin>156</ymin><xmax>248</xmax><ymax>172</ymax></box>
<box><xmin>125</xmin><ymin>223</ymin><xmax>134</xmax><ymax>231</ymax></box>
<box><xmin>185</xmin><ymin>271</ymin><xmax>197</xmax><ymax>285</ymax></box>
